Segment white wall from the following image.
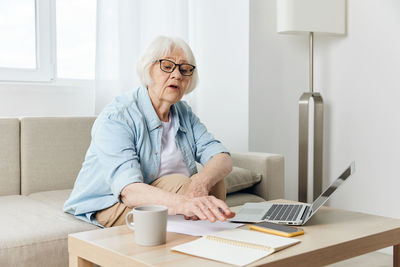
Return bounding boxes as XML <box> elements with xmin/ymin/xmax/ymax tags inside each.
<box><xmin>0</xmin><ymin>82</ymin><xmax>94</xmax><ymax>117</ymax></box>
<box><xmin>250</xmin><ymin>0</ymin><xmax>308</xmax><ymax>200</ymax></box>
<box><xmin>188</xmin><ymin>0</ymin><xmax>249</xmax><ymax>152</ymax></box>
<box><xmin>316</xmin><ymin>0</ymin><xmax>400</xmax><ymax>217</ymax></box>
<box><xmin>250</xmin><ymin>0</ymin><xmax>400</xmax><ymax>226</ymax></box>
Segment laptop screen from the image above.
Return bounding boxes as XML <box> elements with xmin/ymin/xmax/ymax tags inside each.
<box><xmin>309</xmin><ymin>162</ymin><xmax>355</xmax><ymax>216</ymax></box>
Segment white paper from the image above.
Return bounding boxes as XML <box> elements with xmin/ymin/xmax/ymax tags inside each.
<box><xmin>166</xmin><ymin>215</ymin><xmax>243</xmax><ymax>236</ymax></box>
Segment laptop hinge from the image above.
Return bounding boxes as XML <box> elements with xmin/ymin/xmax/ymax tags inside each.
<box><xmin>300</xmin><ymin>206</ymin><xmax>310</xmax><ymax>221</ymax></box>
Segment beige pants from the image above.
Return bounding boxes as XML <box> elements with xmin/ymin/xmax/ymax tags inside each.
<box><xmin>95</xmin><ymin>174</ymin><xmax>226</xmax><ymax>227</ymax></box>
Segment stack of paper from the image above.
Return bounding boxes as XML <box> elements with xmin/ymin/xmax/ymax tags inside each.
<box><xmin>166</xmin><ymin>215</ymin><xmax>243</xmax><ymax>236</ymax></box>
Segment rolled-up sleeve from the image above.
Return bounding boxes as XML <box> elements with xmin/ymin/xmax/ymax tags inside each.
<box><xmin>186</xmin><ymin>105</ymin><xmax>230</xmax><ymax>165</ymax></box>
<box><xmin>92</xmin><ymin>114</ymin><xmax>143</xmax><ymax>200</ymax></box>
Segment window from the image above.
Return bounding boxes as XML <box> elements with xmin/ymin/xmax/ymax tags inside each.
<box><xmin>56</xmin><ymin>0</ymin><xmax>96</xmax><ymax>79</ymax></box>
<box><xmin>0</xmin><ymin>0</ymin><xmax>96</xmax><ymax>82</ymax></box>
<box><xmin>0</xmin><ymin>0</ymin><xmax>54</xmax><ymax>81</ymax></box>
<box><xmin>0</xmin><ymin>0</ymin><xmax>36</xmax><ymax>69</ymax></box>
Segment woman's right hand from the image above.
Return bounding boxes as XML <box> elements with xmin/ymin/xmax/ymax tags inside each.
<box><xmin>174</xmin><ymin>195</ymin><xmax>235</xmax><ymax>222</ymax></box>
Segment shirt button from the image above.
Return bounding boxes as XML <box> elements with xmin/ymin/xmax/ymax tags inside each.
<box><xmin>150</xmin><ymin>174</ymin><xmax>154</xmax><ymax>178</ymax></box>
<box><xmin>154</xmin><ymin>151</ymin><xmax>158</xmax><ymax>155</ymax></box>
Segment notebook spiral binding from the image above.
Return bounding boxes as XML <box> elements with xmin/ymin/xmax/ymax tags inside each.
<box><xmin>206</xmin><ymin>235</ymin><xmax>274</xmax><ymax>252</ymax></box>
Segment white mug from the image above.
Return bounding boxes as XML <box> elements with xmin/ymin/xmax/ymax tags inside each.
<box><xmin>125</xmin><ymin>205</ymin><xmax>168</xmax><ymax>246</ymax></box>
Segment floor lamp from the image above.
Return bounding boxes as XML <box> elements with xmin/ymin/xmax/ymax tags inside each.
<box><xmin>277</xmin><ymin>0</ymin><xmax>346</xmax><ymax>202</ymax></box>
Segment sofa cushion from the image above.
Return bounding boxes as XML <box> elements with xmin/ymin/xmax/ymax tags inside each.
<box><xmin>0</xmin><ymin>195</ymin><xmax>98</xmax><ymax>267</ymax></box>
<box><xmin>28</xmin><ymin>189</ymin><xmax>72</xmax><ymax>211</ymax></box>
<box><xmin>197</xmin><ymin>163</ymin><xmax>261</xmax><ymax>194</ymax></box>
<box><xmin>20</xmin><ymin>117</ymin><xmax>95</xmax><ymax>195</ymax></box>
<box><xmin>0</xmin><ymin>119</ymin><xmax>20</xmax><ymax>196</ymax></box>
<box><xmin>224</xmin><ymin>167</ymin><xmax>262</xmax><ymax>194</ymax></box>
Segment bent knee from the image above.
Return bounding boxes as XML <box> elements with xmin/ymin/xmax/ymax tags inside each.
<box><xmin>210</xmin><ymin>179</ymin><xmax>227</xmax><ymax>201</ymax></box>
<box><xmin>151</xmin><ymin>173</ymin><xmax>191</xmax><ymax>194</ymax></box>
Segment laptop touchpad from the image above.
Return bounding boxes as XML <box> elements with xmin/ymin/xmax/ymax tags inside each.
<box><xmin>240</xmin><ymin>208</ymin><xmax>266</xmax><ymax>215</ymax></box>
<box><xmin>230</xmin><ymin>203</ymin><xmax>272</xmax><ymax>222</ymax></box>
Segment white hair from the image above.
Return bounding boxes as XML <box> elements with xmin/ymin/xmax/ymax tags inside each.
<box><xmin>136</xmin><ymin>36</ymin><xmax>198</xmax><ymax>94</ymax></box>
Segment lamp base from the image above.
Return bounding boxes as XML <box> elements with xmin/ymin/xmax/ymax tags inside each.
<box><xmin>298</xmin><ymin>92</ymin><xmax>323</xmax><ymax>203</ymax></box>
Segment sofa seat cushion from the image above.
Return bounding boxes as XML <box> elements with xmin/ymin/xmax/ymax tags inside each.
<box><xmin>225</xmin><ymin>192</ymin><xmax>265</xmax><ymax>207</ymax></box>
<box><xmin>28</xmin><ymin>189</ymin><xmax>72</xmax><ymax>211</ymax></box>
<box><xmin>0</xmin><ymin>195</ymin><xmax>98</xmax><ymax>267</ymax></box>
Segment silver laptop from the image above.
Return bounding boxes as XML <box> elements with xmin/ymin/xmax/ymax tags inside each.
<box><xmin>230</xmin><ymin>162</ymin><xmax>355</xmax><ymax>225</ymax></box>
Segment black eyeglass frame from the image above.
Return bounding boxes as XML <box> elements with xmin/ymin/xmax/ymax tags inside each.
<box><xmin>156</xmin><ymin>59</ymin><xmax>196</xmax><ymax>76</ymax></box>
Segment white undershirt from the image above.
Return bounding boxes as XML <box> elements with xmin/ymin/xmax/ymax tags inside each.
<box><xmin>157</xmin><ymin>116</ymin><xmax>190</xmax><ymax>178</ymax></box>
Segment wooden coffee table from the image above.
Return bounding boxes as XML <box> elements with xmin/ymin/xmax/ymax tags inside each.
<box><xmin>68</xmin><ymin>201</ymin><xmax>400</xmax><ymax>267</ymax></box>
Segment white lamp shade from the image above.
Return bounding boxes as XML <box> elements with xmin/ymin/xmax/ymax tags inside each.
<box><xmin>277</xmin><ymin>0</ymin><xmax>346</xmax><ymax>34</ymax></box>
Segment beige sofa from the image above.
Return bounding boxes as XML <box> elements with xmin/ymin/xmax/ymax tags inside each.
<box><xmin>0</xmin><ymin>117</ymin><xmax>284</xmax><ymax>267</ymax></box>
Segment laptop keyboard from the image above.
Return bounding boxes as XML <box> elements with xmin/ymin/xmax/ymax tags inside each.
<box><xmin>262</xmin><ymin>204</ymin><xmax>302</xmax><ymax>221</ymax></box>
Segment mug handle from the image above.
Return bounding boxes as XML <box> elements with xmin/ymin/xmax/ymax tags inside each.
<box><xmin>125</xmin><ymin>211</ymin><xmax>135</xmax><ymax>230</ymax></box>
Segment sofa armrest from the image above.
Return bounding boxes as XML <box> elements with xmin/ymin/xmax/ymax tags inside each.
<box><xmin>230</xmin><ymin>152</ymin><xmax>284</xmax><ymax>201</ymax></box>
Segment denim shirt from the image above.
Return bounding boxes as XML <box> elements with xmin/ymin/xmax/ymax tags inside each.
<box><xmin>63</xmin><ymin>86</ymin><xmax>229</xmax><ymax>226</ymax></box>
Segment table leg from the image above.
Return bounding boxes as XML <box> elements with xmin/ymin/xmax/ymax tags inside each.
<box><xmin>69</xmin><ymin>253</ymin><xmax>93</xmax><ymax>267</ymax></box>
<box><xmin>394</xmin><ymin>244</ymin><xmax>400</xmax><ymax>267</ymax></box>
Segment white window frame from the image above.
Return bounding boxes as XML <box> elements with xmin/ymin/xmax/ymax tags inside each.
<box><xmin>0</xmin><ymin>0</ymin><xmax>56</xmax><ymax>82</ymax></box>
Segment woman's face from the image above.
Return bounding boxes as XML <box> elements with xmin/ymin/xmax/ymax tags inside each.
<box><xmin>148</xmin><ymin>48</ymin><xmax>192</xmax><ymax>106</ymax></box>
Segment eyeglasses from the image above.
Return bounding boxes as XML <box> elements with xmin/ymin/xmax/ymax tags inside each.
<box><xmin>156</xmin><ymin>59</ymin><xmax>196</xmax><ymax>76</ymax></box>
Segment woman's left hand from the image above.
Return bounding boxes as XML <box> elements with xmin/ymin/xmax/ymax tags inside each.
<box><xmin>183</xmin><ymin>173</ymin><xmax>219</xmax><ymax>220</ymax></box>
<box><xmin>176</xmin><ymin>195</ymin><xmax>235</xmax><ymax>222</ymax></box>
<box><xmin>183</xmin><ymin>179</ymin><xmax>207</xmax><ymax>221</ymax></box>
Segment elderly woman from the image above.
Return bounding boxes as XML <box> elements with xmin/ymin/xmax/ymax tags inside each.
<box><xmin>64</xmin><ymin>36</ymin><xmax>235</xmax><ymax>227</ymax></box>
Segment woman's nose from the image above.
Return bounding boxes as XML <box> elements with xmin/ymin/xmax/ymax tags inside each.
<box><xmin>170</xmin><ymin>67</ymin><xmax>182</xmax><ymax>79</ymax></box>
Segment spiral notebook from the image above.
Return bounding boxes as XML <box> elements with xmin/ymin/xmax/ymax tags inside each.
<box><xmin>171</xmin><ymin>228</ymin><xmax>300</xmax><ymax>266</ymax></box>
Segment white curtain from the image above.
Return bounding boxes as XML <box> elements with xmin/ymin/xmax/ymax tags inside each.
<box><xmin>95</xmin><ymin>0</ymin><xmax>190</xmax><ymax>114</ymax></box>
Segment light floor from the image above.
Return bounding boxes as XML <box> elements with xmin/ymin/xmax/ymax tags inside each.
<box><xmin>327</xmin><ymin>251</ymin><xmax>392</xmax><ymax>267</ymax></box>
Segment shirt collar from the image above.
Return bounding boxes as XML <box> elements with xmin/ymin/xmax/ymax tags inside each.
<box><xmin>138</xmin><ymin>86</ymin><xmax>161</xmax><ymax>131</ymax></box>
